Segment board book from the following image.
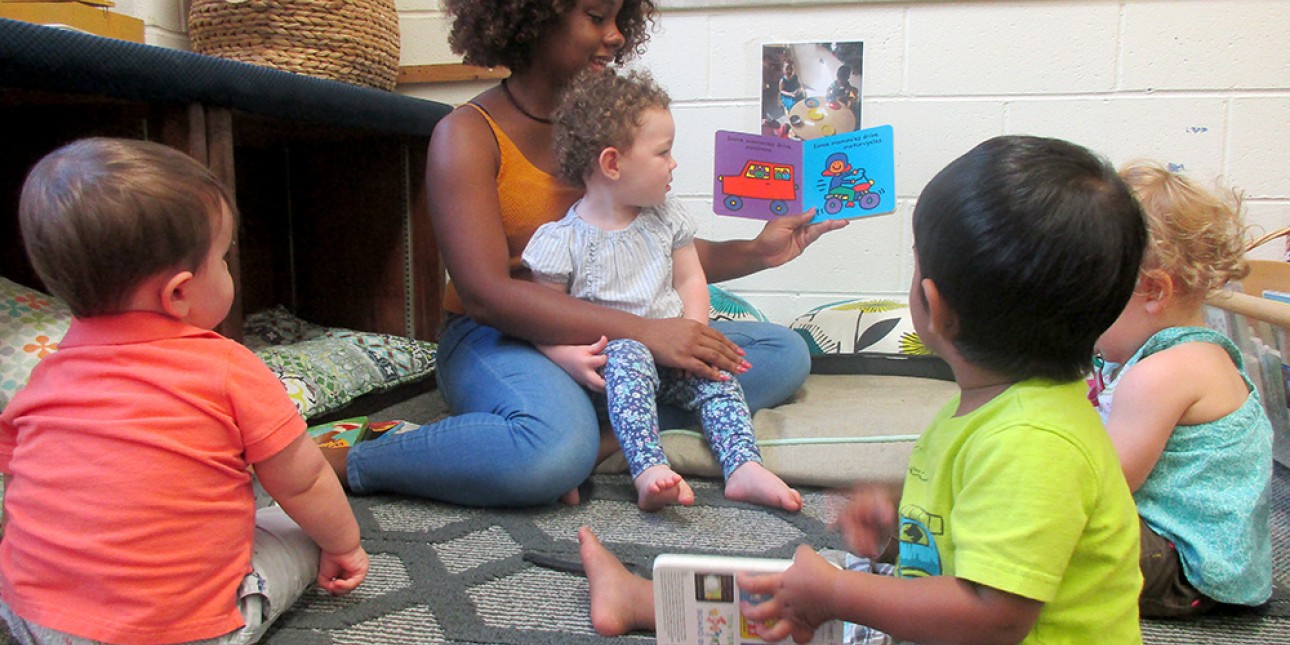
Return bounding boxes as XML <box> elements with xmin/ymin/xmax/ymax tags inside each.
<box><xmin>307</xmin><ymin>416</ymin><xmax>371</xmax><ymax>448</ymax></box>
<box><xmin>652</xmin><ymin>553</ymin><xmax>845</xmax><ymax>645</ymax></box>
<box><xmin>1264</xmin><ymin>289</ymin><xmax>1290</xmax><ymax>305</ymax></box>
<box><xmin>713</xmin><ymin>123</ymin><xmax>894</xmax><ymax>224</ymax></box>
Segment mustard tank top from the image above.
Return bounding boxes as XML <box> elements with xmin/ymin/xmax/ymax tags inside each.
<box><xmin>441</xmin><ymin>103</ymin><xmax>582</xmax><ymax>315</ymax></box>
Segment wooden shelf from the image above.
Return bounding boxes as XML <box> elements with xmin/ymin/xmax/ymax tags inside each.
<box><xmin>397</xmin><ymin>63</ymin><xmax>509</xmax><ymax>85</ymax></box>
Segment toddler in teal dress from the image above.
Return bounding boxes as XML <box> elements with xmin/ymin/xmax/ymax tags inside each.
<box><xmin>1092</xmin><ymin>160</ymin><xmax>1274</xmax><ymax>617</ymax></box>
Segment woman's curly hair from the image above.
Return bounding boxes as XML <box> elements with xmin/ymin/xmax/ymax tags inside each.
<box><xmin>444</xmin><ymin>0</ymin><xmax>657</xmax><ymax>73</ymax></box>
<box><xmin>1119</xmin><ymin>161</ymin><xmax>1250</xmax><ymax>298</ymax></box>
<box><xmin>552</xmin><ymin>67</ymin><xmax>670</xmax><ymax>185</ymax></box>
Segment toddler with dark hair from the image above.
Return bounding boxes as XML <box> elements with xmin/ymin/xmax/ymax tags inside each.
<box><xmin>579</xmin><ymin>135</ymin><xmax>1147</xmax><ymax>644</ymax></box>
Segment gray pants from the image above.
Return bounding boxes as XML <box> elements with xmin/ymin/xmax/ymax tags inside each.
<box><xmin>0</xmin><ymin>505</ymin><xmax>320</xmax><ymax>645</ymax></box>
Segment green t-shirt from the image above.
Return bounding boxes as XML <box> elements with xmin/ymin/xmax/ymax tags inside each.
<box><xmin>896</xmin><ymin>379</ymin><xmax>1142</xmax><ymax>644</ymax></box>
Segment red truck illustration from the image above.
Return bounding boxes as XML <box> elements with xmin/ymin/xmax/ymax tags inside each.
<box><xmin>718</xmin><ymin>160</ymin><xmax>798</xmax><ymax>216</ymax></box>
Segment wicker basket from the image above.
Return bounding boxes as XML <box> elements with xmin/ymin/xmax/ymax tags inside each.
<box><xmin>188</xmin><ymin>0</ymin><xmax>401</xmax><ymax>91</ymax></box>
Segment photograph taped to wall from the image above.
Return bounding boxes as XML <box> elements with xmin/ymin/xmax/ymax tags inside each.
<box><xmin>761</xmin><ymin>41</ymin><xmax>863</xmax><ymax>141</ymax></box>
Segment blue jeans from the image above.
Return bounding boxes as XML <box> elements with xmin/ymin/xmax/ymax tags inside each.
<box><xmin>345</xmin><ymin>316</ymin><xmax>809</xmax><ymax>507</ymax></box>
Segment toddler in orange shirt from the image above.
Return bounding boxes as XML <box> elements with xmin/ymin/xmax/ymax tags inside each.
<box><xmin>0</xmin><ymin>138</ymin><xmax>368</xmax><ymax>645</ymax></box>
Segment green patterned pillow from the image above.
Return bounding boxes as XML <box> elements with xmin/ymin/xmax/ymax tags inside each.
<box><xmin>242</xmin><ymin>304</ymin><xmax>329</xmax><ymax>351</ymax></box>
<box><xmin>0</xmin><ymin>286</ymin><xmax>436</xmax><ymax>419</ymax></box>
<box><xmin>708</xmin><ymin>285</ymin><xmax>768</xmax><ymax>323</ymax></box>
<box><xmin>789</xmin><ymin>298</ymin><xmax>930</xmax><ymax>356</ymax></box>
<box><xmin>247</xmin><ymin>308</ymin><xmax>437</xmax><ymax>419</ymax></box>
<box><xmin>0</xmin><ymin>277</ymin><xmax>72</xmax><ymax>411</ymax></box>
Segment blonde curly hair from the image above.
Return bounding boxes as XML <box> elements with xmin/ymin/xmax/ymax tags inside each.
<box><xmin>553</xmin><ymin>67</ymin><xmax>670</xmax><ymax>185</ymax></box>
<box><xmin>1119</xmin><ymin>161</ymin><xmax>1249</xmax><ymax>298</ymax></box>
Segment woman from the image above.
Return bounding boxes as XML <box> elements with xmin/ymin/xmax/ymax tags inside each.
<box><xmin>335</xmin><ymin>0</ymin><xmax>845</xmax><ymax>507</ymax></box>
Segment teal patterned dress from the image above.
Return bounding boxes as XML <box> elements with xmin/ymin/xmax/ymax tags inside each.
<box><xmin>1094</xmin><ymin>326</ymin><xmax>1273</xmax><ymax>605</ymax></box>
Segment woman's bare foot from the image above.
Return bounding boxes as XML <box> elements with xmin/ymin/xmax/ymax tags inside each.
<box><xmin>579</xmin><ymin>526</ymin><xmax>655</xmax><ymax>636</ymax></box>
<box><xmin>560</xmin><ymin>487</ymin><xmax>581</xmax><ymax>505</ymax></box>
<box><xmin>725</xmin><ymin>462</ymin><xmax>802</xmax><ymax>512</ymax></box>
<box><xmin>634</xmin><ymin>464</ymin><xmax>695</xmax><ymax>511</ymax></box>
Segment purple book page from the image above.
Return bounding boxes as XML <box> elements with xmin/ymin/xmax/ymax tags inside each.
<box><xmin>712</xmin><ymin>130</ymin><xmax>803</xmax><ymax>220</ymax></box>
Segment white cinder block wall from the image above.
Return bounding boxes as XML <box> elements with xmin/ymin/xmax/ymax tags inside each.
<box><xmin>135</xmin><ymin>0</ymin><xmax>1290</xmax><ymax>326</ymax></box>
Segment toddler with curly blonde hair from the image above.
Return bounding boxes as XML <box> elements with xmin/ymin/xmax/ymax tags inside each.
<box><xmin>1093</xmin><ymin>160</ymin><xmax>1273</xmax><ymax>618</ymax></box>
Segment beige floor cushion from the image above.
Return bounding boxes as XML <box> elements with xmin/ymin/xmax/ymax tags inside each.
<box><xmin>595</xmin><ymin>373</ymin><xmax>958</xmax><ymax>489</ymax></box>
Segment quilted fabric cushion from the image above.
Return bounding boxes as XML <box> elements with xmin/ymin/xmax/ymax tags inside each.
<box><xmin>789</xmin><ymin>298</ymin><xmax>930</xmax><ymax>356</ymax></box>
<box><xmin>593</xmin><ymin>291</ymin><xmax>957</xmax><ymax>488</ymax></box>
<box><xmin>0</xmin><ymin>277</ymin><xmax>72</xmax><ymax>411</ymax></box>
<box><xmin>595</xmin><ymin>373</ymin><xmax>958</xmax><ymax>487</ymax></box>
<box><xmin>246</xmin><ymin>307</ymin><xmax>437</xmax><ymax>419</ymax></box>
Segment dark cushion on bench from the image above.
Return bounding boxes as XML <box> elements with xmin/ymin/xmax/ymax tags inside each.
<box><xmin>0</xmin><ymin>17</ymin><xmax>450</xmax><ymax>136</ymax></box>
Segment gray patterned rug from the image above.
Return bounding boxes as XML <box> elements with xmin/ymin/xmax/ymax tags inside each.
<box><xmin>1</xmin><ymin>373</ymin><xmax>1285</xmax><ymax>644</ymax></box>
<box><xmin>0</xmin><ymin>469</ymin><xmax>1285</xmax><ymax>644</ymax></box>
<box><xmin>262</xmin><ymin>474</ymin><xmax>846</xmax><ymax>644</ymax></box>
<box><xmin>257</xmin><ymin>463</ymin><xmax>1290</xmax><ymax>645</ymax></box>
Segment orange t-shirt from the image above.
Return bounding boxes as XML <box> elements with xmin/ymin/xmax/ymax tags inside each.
<box><xmin>0</xmin><ymin>312</ymin><xmax>304</xmax><ymax>644</ymax></box>
<box><xmin>441</xmin><ymin>103</ymin><xmax>583</xmax><ymax>315</ymax></box>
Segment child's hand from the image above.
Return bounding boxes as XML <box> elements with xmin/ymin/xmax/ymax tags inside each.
<box><xmin>536</xmin><ymin>337</ymin><xmax>609</xmax><ymax>392</ymax></box>
<box><xmin>738</xmin><ymin>545</ymin><xmax>841</xmax><ymax>643</ymax></box>
<box><xmin>317</xmin><ymin>544</ymin><xmax>370</xmax><ymax>595</ymax></box>
<box><xmin>835</xmin><ymin>485</ymin><xmax>897</xmax><ymax>559</ymax></box>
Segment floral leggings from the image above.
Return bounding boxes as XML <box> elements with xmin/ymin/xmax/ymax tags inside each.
<box><xmin>602</xmin><ymin>338</ymin><xmax>762</xmax><ymax>480</ymax></box>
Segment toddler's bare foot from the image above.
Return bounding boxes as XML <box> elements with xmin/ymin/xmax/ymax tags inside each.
<box><xmin>725</xmin><ymin>462</ymin><xmax>802</xmax><ymax>512</ymax></box>
<box><xmin>634</xmin><ymin>464</ymin><xmax>695</xmax><ymax>511</ymax></box>
<box><xmin>579</xmin><ymin>526</ymin><xmax>655</xmax><ymax>636</ymax></box>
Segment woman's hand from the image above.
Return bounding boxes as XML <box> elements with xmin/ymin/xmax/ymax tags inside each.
<box><xmin>536</xmin><ymin>337</ymin><xmax>610</xmax><ymax>392</ymax></box>
<box><xmin>637</xmin><ymin>317</ymin><xmax>748</xmax><ymax>381</ymax></box>
<box><xmin>755</xmin><ymin>209</ymin><xmax>849</xmax><ymax>269</ymax></box>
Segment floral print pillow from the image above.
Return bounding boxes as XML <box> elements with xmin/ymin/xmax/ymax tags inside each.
<box><xmin>0</xmin><ymin>277</ymin><xmax>72</xmax><ymax>411</ymax></box>
<box><xmin>789</xmin><ymin>298</ymin><xmax>929</xmax><ymax>356</ymax></box>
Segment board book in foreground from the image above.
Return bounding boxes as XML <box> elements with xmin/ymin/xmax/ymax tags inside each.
<box><xmin>713</xmin><ymin>123</ymin><xmax>894</xmax><ymax>224</ymax></box>
<box><xmin>653</xmin><ymin>553</ymin><xmax>845</xmax><ymax>645</ymax></box>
